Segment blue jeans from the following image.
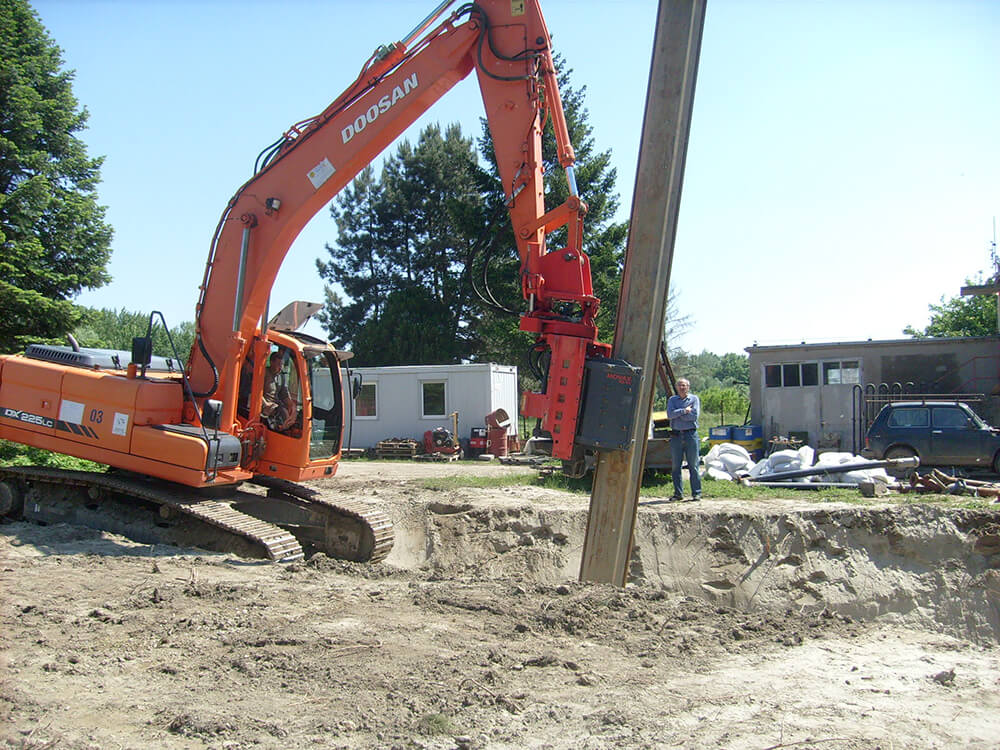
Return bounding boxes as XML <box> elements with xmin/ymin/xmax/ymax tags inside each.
<box><xmin>671</xmin><ymin>430</ymin><xmax>702</xmax><ymax>497</ymax></box>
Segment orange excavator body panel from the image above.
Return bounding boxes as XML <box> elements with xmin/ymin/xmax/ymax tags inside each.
<box><xmin>0</xmin><ymin>354</ymin><xmax>250</xmax><ymax>487</ymax></box>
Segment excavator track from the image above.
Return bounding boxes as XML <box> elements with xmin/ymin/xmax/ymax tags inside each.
<box><xmin>0</xmin><ymin>467</ymin><xmax>392</xmax><ymax>564</ymax></box>
<box><xmin>249</xmin><ymin>476</ymin><xmax>394</xmax><ymax>564</ymax></box>
<box><xmin>0</xmin><ymin>466</ymin><xmax>304</xmax><ymax>561</ymax></box>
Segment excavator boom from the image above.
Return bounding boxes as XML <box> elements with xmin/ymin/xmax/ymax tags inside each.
<box><xmin>187</xmin><ymin>0</ymin><xmax>617</xmax><ymax>461</ymax></box>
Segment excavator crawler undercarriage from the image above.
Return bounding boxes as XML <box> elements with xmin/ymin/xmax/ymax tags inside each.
<box><xmin>0</xmin><ymin>467</ymin><xmax>393</xmax><ymax>563</ymax></box>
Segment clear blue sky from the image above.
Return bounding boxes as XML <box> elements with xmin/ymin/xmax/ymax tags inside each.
<box><xmin>32</xmin><ymin>0</ymin><xmax>1000</xmax><ymax>356</ymax></box>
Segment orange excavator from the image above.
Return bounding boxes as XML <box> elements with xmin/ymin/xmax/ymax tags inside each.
<box><xmin>0</xmin><ymin>0</ymin><xmax>639</xmax><ymax>561</ymax></box>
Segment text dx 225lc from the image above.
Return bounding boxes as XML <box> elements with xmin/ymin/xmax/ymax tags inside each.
<box><xmin>0</xmin><ymin>0</ymin><xmax>640</xmax><ymax>562</ymax></box>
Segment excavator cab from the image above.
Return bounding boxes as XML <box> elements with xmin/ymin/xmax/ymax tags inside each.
<box><xmin>238</xmin><ymin>329</ymin><xmax>348</xmax><ymax>483</ymax></box>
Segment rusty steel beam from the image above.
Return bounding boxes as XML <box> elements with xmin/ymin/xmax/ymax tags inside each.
<box><xmin>579</xmin><ymin>0</ymin><xmax>706</xmax><ymax>585</ymax></box>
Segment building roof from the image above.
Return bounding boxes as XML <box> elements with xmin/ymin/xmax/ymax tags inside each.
<box><xmin>745</xmin><ymin>335</ymin><xmax>1000</xmax><ymax>354</ymax></box>
<box><xmin>347</xmin><ymin>362</ymin><xmax>515</xmax><ymax>374</ymax></box>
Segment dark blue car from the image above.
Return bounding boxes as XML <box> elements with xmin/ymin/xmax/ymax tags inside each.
<box><xmin>864</xmin><ymin>401</ymin><xmax>1000</xmax><ymax>473</ymax></box>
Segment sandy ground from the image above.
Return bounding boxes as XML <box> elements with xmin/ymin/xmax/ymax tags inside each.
<box><xmin>2</xmin><ymin>459</ymin><xmax>999</xmax><ymax>749</ymax></box>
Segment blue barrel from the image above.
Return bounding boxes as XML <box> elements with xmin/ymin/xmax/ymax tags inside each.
<box><xmin>732</xmin><ymin>424</ymin><xmax>762</xmax><ymax>442</ymax></box>
<box><xmin>709</xmin><ymin>425</ymin><xmax>733</xmax><ymax>441</ymax></box>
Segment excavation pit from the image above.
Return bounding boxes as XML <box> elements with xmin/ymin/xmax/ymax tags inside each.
<box><xmin>2</xmin><ymin>461</ymin><xmax>999</xmax><ymax>748</ymax></box>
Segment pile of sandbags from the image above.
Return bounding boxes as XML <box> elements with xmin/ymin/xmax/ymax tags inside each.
<box><xmin>808</xmin><ymin>451</ymin><xmax>891</xmax><ymax>484</ymax></box>
<box><xmin>703</xmin><ymin>444</ymin><xmax>891</xmax><ymax>486</ymax></box>
<box><xmin>746</xmin><ymin>445</ymin><xmax>815</xmax><ymax>479</ymax></box>
<box><xmin>702</xmin><ymin>443</ymin><xmax>757</xmax><ymax>480</ymax></box>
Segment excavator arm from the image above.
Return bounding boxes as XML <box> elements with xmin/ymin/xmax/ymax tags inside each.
<box><xmin>185</xmin><ymin>0</ymin><xmax>634</xmax><ymax>464</ymax></box>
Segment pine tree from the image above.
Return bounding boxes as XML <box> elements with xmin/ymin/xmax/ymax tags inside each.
<box><xmin>317</xmin><ymin>57</ymin><xmax>627</xmax><ymax>372</ymax></box>
<box><xmin>0</xmin><ymin>0</ymin><xmax>113</xmax><ymax>353</ymax></box>
<box><xmin>317</xmin><ymin>125</ymin><xmax>483</xmax><ymax>365</ymax></box>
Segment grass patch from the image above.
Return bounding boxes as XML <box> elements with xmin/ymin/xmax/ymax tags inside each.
<box><xmin>416</xmin><ymin>472</ymin><xmax>537</xmax><ymax>491</ymax></box>
<box><xmin>0</xmin><ymin>440</ymin><xmax>105</xmax><ymax>472</ymax></box>
<box><xmin>416</xmin><ymin>461</ymin><xmax>997</xmax><ymax>508</ymax></box>
<box><xmin>416</xmin><ymin>713</ymin><xmax>457</xmax><ymax>736</ymax></box>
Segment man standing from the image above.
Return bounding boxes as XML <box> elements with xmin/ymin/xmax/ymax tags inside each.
<box><xmin>667</xmin><ymin>378</ymin><xmax>702</xmax><ymax>501</ymax></box>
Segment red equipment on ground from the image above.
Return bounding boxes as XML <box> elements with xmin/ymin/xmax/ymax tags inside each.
<box><xmin>423</xmin><ymin>428</ymin><xmax>460</xmax><ymax>456</ymax></box>
<box><xmin>424</xmin><ymin>412</ymin><xmax>461</xmax><ymax>457</ymax></box>
<box><xmin>486</xmin><ymin>408</ymin><xmax>511</xmax><ymax>458</ymax></box>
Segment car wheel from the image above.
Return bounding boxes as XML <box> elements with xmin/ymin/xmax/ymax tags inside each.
<box><xmin>884</xmin><ymin>446</ymin><xmax>917</xmax><ymax>480</ymax></box>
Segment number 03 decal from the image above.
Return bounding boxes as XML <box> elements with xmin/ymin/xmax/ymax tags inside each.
<box><xmin>89</xmin><ymin>409</ymin><xmax>104</xmax><ymax>423</ymax></box>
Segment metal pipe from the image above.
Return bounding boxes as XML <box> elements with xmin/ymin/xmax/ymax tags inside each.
<box><xmin>401</xmin><ymin>0</ymin><xmax>454</xmax><ymax>48</ymax></box>
<box><xmin>565</xmin><ymin>166</ymin><xmax>579</xmax><ymax>198</ymax></box>
<box><xmin>744</xmin><ymin>481</ymin><xmax>859</xmax><ymax>490</ymax></box>
<box><xmin>233</xmin><ymin>225</ymin><xmax>251</xmax><ymax>331</ymax></box>
<box><xmin>851</xmin><ymin>383</ymin><xmax>861</xmax><ymax>455</ymax></box>
<box><xmin>747</xmin><ymin>456</ymin><xmax>918</xmax><ymax>484</ymax></box>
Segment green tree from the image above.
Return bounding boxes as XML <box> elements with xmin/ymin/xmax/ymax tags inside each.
<box><xmin>73</xmin><ymin>307</ymin><xmax>194</xmax><ymax>364</ymax></box>
<box><xmin>0</xmin><ymin>0</ymin><xmax>113</xmax><ymax>354</ymax></box>
<box><xmin>700</xmin><ymin>386</ymin><xmax>749</xmax><ymax>426</ymax></box>
<box><xmin>317</xmin><ymin>124</ymin><xmax>482</xmax><ymax>365</ymax></box>
<box><xmin>714</xmin><ymin>352</ymin><xmax>749</xmax><ymax>386</ymax></box>
<box><xmin>904</xmin><ymin>281</ymin><xmax>998</xmax><ymax>338</ymax></box>
<box><xmin>317</xmin><ymin>56</ymin><xmax>626</xmax><ymax>374</ymax></box>
<box><xmin>671</xmin><ymin>350</ymin><xmax>721</xmax><ymax>393</ymax></box>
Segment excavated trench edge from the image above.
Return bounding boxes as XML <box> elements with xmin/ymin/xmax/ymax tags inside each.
<box><xmin>3</xmin><ymin>485</ymin><xmax>997</xmax><ymax>644</ymax></box>
<box><xmin>384</xmin><ymin>500</ymin><xmax>1000</xmax><ymax>644</ymax></box>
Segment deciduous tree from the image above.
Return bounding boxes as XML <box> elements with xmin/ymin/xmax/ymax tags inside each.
<box><xmin>904</xmin><ymin>276</ymin><xmax>998</xmax><ymax>338</ymax></box>
<box><xmin>73</xmin><ymin>307</ymin><xmax>194</xmax><ymax>364</ymax></box>
<box><xmin>700</xmin><ymin>386</ymin><xmax>749</xmax><ymax>426</ymax></box>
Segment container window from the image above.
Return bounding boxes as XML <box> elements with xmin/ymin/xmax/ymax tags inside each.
<box><xmin>782</xmin><ymin>364</ymin><xmax>800</xmax><ymax>387</ymax></box>
<box><xmin>767</xmin><ymin>362</ymin><xmax>818</xmax><ymax>387</ymax></box>
<box><xmin>823</xmin><ymin>360</ymin><xmax>861</xmax><ymax>385</ymax></box>
<box><xmin>356</xmin><ymin>383</ymin><xmax>377</xmax><ymax>418</ymax></box>
<box><xmin>801</xmin><ymin>362</ymin><xmax>819</xmax><ymax>386</ymax></box>
<box><xmin>823</xmin><ymin>362</ymin><xmax>841</xmax><ymax>385</ymax></box>
<box><xmin>422</xmin><ymin>381</ymin><xmax>446</xmax><ymax>418</ymax></box>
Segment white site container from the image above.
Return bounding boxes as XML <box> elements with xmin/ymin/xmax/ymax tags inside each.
<box><xmin>340</xmin><ymin>363</ymin><xmax>519</xmax><ymax>450</ymax></box>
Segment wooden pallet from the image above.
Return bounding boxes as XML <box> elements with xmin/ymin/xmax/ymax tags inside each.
<box><xmin>376</xmin><ymin>439</ymin><xmax>419</xmax><ymax>459</ymax></box>
<box><xmin>414</xmin><ymin>451</ymin><xmax>460</xmax><ymax>462</ymax></box>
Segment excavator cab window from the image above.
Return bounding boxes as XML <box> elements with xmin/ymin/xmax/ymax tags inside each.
<box><xmin>237</xmin><ymin>355</ymin><xmax>254</xmax><ymax>419</ymax></box>
<box><xmin>305</xmin><ymin>350</ymin><xmax>343</xmax><ymax>460</ymax></box>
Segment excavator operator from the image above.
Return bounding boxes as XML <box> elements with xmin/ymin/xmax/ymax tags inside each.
<box><xmin>262</xmin><ymin>350</ymin><xmax>297</xmax><ymax>432</ymax></box>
